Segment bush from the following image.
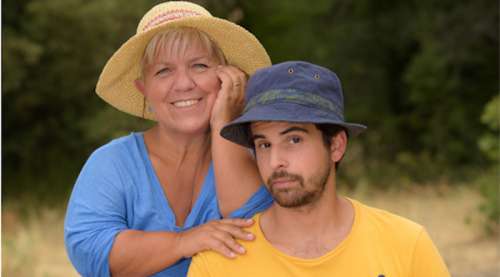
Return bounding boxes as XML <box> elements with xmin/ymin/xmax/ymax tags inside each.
<box><xmin>477</xmin><ymin>95</ymin><xmax>499</xmax><ymax>233</ymax></box>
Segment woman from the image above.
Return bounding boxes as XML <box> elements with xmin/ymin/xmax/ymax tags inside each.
<box><xmin>64</xmin><ymin>2</ymin><xmax>272</xmax><ymax>276</ymax></box>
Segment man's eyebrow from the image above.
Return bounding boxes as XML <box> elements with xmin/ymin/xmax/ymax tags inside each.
<box><xmin>251</xmin><ymin>134</ymin><xmax>266</xmax><ymax>141</ymax></box>
<box><xmin>251</xmin><ymin>126</ymin><xmax>308</xmax><ymax>140</ymax></box>
<box><xmin>280</xmin><ymin>126</ymin><xmax>309</xmax><ymax>135</ymax></box>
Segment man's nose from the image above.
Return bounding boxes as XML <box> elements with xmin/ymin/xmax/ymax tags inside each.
<box><xmin>269</xmin><ymin>148</ymin><xmax>289</xmax><ymax>170</ymax></box>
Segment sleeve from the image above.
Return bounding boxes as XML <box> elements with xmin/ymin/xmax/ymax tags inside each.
<box><xmin>64</xmin><ymin>149</ymin><xmax>129</xmax><ymax>277</ymax></box>
<box><xmin>410</xmin><ymin>229</ymin><xmax>451</xmax><ymax>277</ymax></box>
<box><xmin>228</xmin><ymin>185</ymin><xmax>273</xmax><ymax>219</ymax></box>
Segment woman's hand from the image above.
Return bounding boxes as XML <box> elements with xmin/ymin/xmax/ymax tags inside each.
<box><xmin>177</xmin><ymin>218</ymin><xmax>255</xmax><ymax>259</ymax></box>
<box><xmin>210</xmin><ymin>65</ymin><xmax>247</xmax><ymax>131</ymax></box>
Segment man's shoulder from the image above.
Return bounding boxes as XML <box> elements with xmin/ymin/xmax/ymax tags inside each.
<box><xmin>351</xmin><ymin>198</ymin><xmax>425</xmax><ymax>242</ymax></box>
<box><xmin>188</xmin><ymin>213</ymin><xmax>267</xmax><ymax>277</ymax></box>
<box><xmin>188</xmin><ymin>240</ymin><xmax>258</xmax><ymax>277</ymax></box>
<box><xmin>189</xmin><ymin>249</ymin><xmax>225</xmax><ymax>274</ymax></box>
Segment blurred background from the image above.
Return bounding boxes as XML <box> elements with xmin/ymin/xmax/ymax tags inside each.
<box><xmin>2</xmin><ymin>0</ymin><xmax>498</xmax><ymax>276</ymax></box>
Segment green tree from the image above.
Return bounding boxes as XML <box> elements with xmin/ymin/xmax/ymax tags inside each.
<box><xmin>238</xmin><ymin>0</ymin><xmax>498</xmax><ymax>183</ymax></box>
<box><xmin>3</xmin><ymin>0</ymin><xmax>153</xmax><ymax>203</ymax></box>
<box><xmin>3</xmin><ymin>0</ymin><xmax>498</xmax><ymax>205</ymax></box>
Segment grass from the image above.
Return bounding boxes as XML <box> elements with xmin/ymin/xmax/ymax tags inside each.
<box><xmin>2</xmin><ymin>185</ymin><xmax>499</xmax><ymax>277</ymax></box>
<box><xmin>2</xmin><ymin>204</ymin><xmax>79</xmax><ymax>277</ymax></box>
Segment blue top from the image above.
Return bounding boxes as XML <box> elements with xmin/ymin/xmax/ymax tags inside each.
<box><xmin>64</xmin><ymin>133</ymin><xmax>273</xmax><ymax>277</ymax></box>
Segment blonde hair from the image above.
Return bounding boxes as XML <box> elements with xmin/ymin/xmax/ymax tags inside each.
<box><xmin>140</xmin><ymin>27</ymin><xmax>227</xmax><ymax>76</ymax></box>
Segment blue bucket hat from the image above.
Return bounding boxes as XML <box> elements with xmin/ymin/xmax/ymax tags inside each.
<box><xmin>220</xmin><ymin>61</ymin><xmax>367</xmax><ymax>147</ymax></box>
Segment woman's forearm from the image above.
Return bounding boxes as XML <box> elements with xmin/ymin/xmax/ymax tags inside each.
<box><xmin>109</xmin><ymin>218</ymin><xmax>257</xmax><ymax>276</ymax></box>
<box><xmin>109</xmin><ymin>230</ymin><xmax>184</xmax><ymax>276</ymax></box>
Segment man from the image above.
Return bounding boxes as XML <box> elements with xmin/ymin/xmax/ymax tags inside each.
<box><xmin>188</xmin><ymin>61</ymin><xmax>450</xmax><ymax>276</ymax></box>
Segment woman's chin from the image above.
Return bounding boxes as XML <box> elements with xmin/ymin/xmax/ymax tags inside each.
<box><xmin>166</xmin><ymin>119</ymin><xmax>211</xmax><ymax>136</ymax></box>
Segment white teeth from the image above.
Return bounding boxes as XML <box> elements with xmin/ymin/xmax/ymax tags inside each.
<box><xmin>173</xmin><ymin>99</ymin><xmax>199</xmax><ymax>108</ymax></box>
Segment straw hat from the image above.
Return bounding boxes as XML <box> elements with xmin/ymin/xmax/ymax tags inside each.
<box><xmin>96</xmin><ymin>1</ymin><xmax>271</xmax><ymax>120</ymax></box>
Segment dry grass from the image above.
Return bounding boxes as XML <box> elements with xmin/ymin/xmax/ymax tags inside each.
<box><xmin>2</xmin><ymin>207</ymin><xmax>79</xmax><ymax>277</ymax></box>
<box><xmin>2</xmin><ymin>185</ymin><xmax>498</xmax><ymax>277</ymax></box>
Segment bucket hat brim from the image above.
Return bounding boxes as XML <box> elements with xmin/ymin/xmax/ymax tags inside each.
<box><xmin>220</xmin><ymin>102</ymin><xmax>367</xmax><ymax>148</ymax></box>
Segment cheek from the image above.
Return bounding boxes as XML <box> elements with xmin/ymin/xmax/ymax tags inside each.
<box><xmin>195</xmin><ymin>71</ymin><xmax>221</xmax><ymax>95</ymax></box>
<box><xmin>299</xmin><ymin>146</ymin><xmax>327</xmax><ymax>167</ymax></box>
<box><xmin>255</xmin><ymin>152</ymin><xmax>271</xmax><ymax>178</ymax></box>
<box><xmin>143</xmin><ymin>82</ymin><xmax>166</xmax><ymax>102</ymax></box>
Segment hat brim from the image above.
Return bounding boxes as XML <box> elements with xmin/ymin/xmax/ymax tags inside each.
<box><xmin>96</xmin><ymin>16</ymin><xmax>271</xmax><ymax>120</ymax></box>
<box><xmin>220</xmin><ymin>102</ymin><xmax>367</xmax><ymax>148</ymax></box>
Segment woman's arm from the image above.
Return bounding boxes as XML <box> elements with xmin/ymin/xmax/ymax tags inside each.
<box><xmin>109</xmin><ymin>230</ymin><xmax>182</xmax><ymax>276</ymax></box>
<box><xmin>211</xmin><ymin>125</ymin><xmax>264</xmax><ymax>217</ymax></box>
<box><xmin>65</xmin><ymin>146</ymin><xmax>254</xmax><ymax>276</ymax></box>
<box><xmin>211</xmin><ymin>66</ymin><xmax>265</xmax><ymax>217</ymax></box>
<box><xmin>109</xmin><ymin>218</ymin><xmax>255</xmax><ymax>276</ymax></box>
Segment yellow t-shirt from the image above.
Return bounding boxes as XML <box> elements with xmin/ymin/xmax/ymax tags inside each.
<box><xmin>188</xmin><ymin>199</ymin><xmax>450</xmax><ymax>277</ymax></box>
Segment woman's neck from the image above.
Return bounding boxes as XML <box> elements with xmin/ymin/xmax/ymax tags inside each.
<box><xmin>144</xmin><ymin>125</ymin><xmax>211</xmax><ymax>170</ymax></box>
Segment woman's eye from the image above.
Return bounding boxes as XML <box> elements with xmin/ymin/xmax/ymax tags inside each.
<box><xmin>193</xmin><ymin>63</ymin><xmax>209</xmax><ymax>71</ymax></box>
<box><xmin>155</xmin><ymin>67</ymin><xmax>171</xmax><ymax>75</ymax></box>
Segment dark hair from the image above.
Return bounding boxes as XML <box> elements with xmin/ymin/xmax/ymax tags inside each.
<box><xmin>244</xmin><ymin>123</ymin><xmax>254</xmax><ymax>149</ymax></box>
<box><xmin>315</xmin><ymin>124</ymin><xmax>348</xmax><ymax>170</ymax></box>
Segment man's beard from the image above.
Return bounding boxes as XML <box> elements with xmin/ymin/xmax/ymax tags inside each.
<box><xmin>267</xmin><ymin>165</ymin><xmax>331</xmax><ymax>208</ymax></box>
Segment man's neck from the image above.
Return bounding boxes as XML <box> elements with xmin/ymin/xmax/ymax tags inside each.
<box><xmin>259</xmin><ymin>182</ymin><xmax>354</xmax><ymax>259</ymax></box>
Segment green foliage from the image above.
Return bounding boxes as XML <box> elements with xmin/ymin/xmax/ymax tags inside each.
<box><xmin>477</xmin><ymin>169</ymin><xmax>499</xmax><ymax>234</ymax></box>
<box><xmin>239</xmin><ymin>0</ymin><xmax>498</xmax><ymax>184</ymax></box>
<box><xmin>2</xmin><ymin>0</ymin><xmax>498</xmax><ymax>205</ymax></box>
<box><xmin>479</xmin><ymin>95</ymin><xmax>500</xmax><ymax>161</ymax></box>
<box><xmin>477</xmin><ymin>95</ymin><xmax>499</xmax><ymax>233</ymax></box>
<box><xmin>403</xmin><ymin>0</ymin><xmax>497</xmax><ymax>167</ymax></box>
<box><xmin>3</xmin><ymin>0</ymin><xmax>154</xmax><ymax>203</ymax></box>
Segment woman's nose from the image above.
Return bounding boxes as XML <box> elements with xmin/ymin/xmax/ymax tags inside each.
<box><xmin>173</xmin><ymin>69</ymin><xmax>196</xmax><ymax>92</ymax></box>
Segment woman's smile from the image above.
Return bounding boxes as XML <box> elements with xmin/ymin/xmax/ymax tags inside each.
<box><xmin>171</xmin><ymin>97</ymin><xmax>202</xmax><ymax>108</ymax></box>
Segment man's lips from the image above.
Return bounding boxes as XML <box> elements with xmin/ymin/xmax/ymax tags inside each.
<box><xmin>271</xmin><ymin>177</ymin><xmax>299</xmax><ymax>189</ymax></box>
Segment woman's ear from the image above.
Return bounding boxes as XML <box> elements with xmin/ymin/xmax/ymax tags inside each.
<box><xmin>134</xmin><ymin>79</ymin><xmax>146</xmax><ymax>96</ymax></box>
<box><xmin>330</xmin><ymin>130</ymin><xmax>347</xmax><ymax>163</ymax></box>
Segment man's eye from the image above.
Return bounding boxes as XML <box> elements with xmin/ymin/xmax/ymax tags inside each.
<box><xmin>257</xmin><ymin>142</ymin><xmax>271</xmax><ymax>149</ymax></box>
<box><xmin>289</xmin><ymin>137</ymin><xmax>302</xmax><ymax>144</ymax></box>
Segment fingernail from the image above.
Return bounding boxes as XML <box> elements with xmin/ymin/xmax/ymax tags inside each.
<box><xmin>229</xmin><ymin>252</ymin><xmax>236</xmax><ymax>258</ymax></box>
<box><xmin>247</xmin><ymin>233</ymin><xmax>254</xmax><ymax>239</ymax></box>
<box><xmin>239</xmin><ymin>246</ymin><xmax>246</xmax><ymax>253</ymax></box>
<box><xmin>246</xmin><ymin>218</ymin><xmax>253</xmax><ymax>223</ymax></box>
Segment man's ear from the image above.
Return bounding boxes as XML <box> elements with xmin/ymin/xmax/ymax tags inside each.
<box><xmin>330</xmin><ymin>130</ymin><xmax>347</xmax><ymax>163</ymax></box>
<box><xmin>134</xmin><ymin>79</ymin><xmax>146</xmax><ymax>96</ymax></box>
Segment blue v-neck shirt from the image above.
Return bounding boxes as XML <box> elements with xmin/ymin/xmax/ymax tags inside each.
<box><xmin>64</xmin><ymin>133</ymin><xmax>272</xmax><ymax>277</ymax></box>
